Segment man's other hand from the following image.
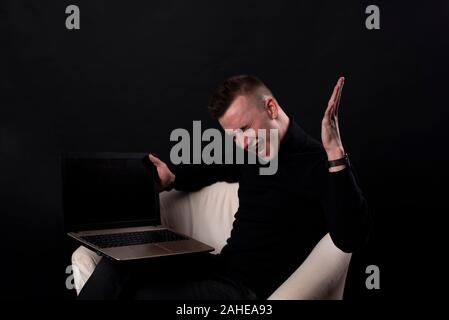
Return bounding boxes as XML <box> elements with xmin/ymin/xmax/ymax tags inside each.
<box><xmin>148</xmin><ymin>154</ymin><xmax>176</xmax><ymax>191</ymax></box>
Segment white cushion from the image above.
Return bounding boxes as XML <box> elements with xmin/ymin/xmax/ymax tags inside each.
<box><xmin>160</xmin><ymin>182</ymin><xmax>238</xmax><ymax>254</ymax></box>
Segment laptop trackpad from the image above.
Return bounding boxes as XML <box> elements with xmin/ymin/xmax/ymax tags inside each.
<box><xmin>158</xmin><ymin>240</ymin><xmax>211</xmax><ymax>253</ymax></box>
<box><xmin>104</xmin><ymin>244</ymin><xmax>171</xmax><ymax>260</ymax></box>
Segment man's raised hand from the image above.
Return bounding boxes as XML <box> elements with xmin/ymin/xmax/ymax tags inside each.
<box><xmin>321</xmin><ymin>77</ymin><xmax>346</xmax><ymax>171</ymax></box>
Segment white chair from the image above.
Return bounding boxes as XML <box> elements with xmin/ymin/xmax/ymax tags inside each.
<box><xmin>72</xmin><ymin>182</ymin><xmax>352</xmax><ymax>299</ymax></box>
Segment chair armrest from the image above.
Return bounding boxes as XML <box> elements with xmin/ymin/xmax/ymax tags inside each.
<box><xmin>71</xmin><ymin>246</ymin><xmax>102</xmax><ymax>295</ymax></box>
<box><xmin>268</xmin><ymin>233</ymin><xmax>352</xmax><ymax>300</ymax></box>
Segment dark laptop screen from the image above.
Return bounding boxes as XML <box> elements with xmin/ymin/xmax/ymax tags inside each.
<box><xmin>62</xmin><ymin>153</ymin><xmax>160</xmax><ymax>231</ymax></box>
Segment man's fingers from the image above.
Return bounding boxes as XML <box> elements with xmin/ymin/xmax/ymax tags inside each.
<box><xmin>326</xmin><ymin>77</ymin><xmax>344</xmax><ymax>117</ymax></box>
<box><xmin>149</xmin><ymin>154</ymin><xmax>162</xmax><ymax>166</ymax></box>
<box><xmin>335</xmin><ymin>77</ymin><xmax>345</xmax><ymax>116</ymax></box>
<box><xmin>328</xmin><ymin>81</ymin><xmax>340</xmax><ymax>107</ymax></box>
<box><xmin>325</xmin><ymin>82</ymin><xmax>338</xmax><ymax>116</ymax></box>
<box><xmin>324</xmin><ymin>104</ymin><xmax>332</xmax><ymax>120</ymax></box>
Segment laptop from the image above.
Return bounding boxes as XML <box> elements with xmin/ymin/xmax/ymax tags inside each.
<box><xmin>62</xmin><ymin>152</ymin><xmax>213</xmax><ymax>261</ymax></box>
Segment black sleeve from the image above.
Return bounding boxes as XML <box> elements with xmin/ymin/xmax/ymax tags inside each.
<box><xmin>171</xmin><ymin>163</ymin><xmax>241</xmax><ymax>192</ymax></box>
<box><xmin>309</xmin><ymin>157</ymin><xmax>370</xmax><ymax>253</ymax></box>
<box><xmin>323</xmin><ymin>166</ymin><xmax>370</xmax><ymax>253</ymax></box>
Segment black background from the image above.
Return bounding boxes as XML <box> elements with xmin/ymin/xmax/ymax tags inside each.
<box><xmin>1</xmin><ymin>0</ymin><xmax>447</xmax><ymax>300</ymax></box>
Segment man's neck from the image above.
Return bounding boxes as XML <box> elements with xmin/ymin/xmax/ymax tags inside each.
<box><xmin>278</xmin><ymin>111</ymin><xmax>290</xmax><ymax>143</ymax></box>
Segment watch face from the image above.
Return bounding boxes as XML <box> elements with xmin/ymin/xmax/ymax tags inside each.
<box><xmin>345</xmin><ymin>154</ymin><xmax>350</xmax><ymax>166</ymax></box>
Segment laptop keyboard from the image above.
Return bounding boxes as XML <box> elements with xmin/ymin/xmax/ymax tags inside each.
<box><xmin>81</xmin><ymin>229</ymin><xmax>188</xmax><ymax>248</ymax></box>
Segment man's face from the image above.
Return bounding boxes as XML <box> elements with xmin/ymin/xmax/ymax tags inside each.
<box><xmin>218</xmin><ymin>94</ymin><xmax>279</xmax><ymax>159</ymax></box>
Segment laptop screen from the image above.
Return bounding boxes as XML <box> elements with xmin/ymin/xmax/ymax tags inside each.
<box><xmin>62</xmin><ymin>153</ymin><xmax>160</xmax><ymax>231</ymax></box>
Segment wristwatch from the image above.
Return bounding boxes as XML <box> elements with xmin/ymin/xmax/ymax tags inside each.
<box><xmin>327</xmin><ymin>153</ymin><xmax>350</xmax><ymax>168</ymax></box>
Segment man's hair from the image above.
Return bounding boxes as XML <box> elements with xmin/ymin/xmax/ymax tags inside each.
<box><xmin>208</xmin><ymin>75</ymin><xmax>272</xmax><ymax>119</ymax></box>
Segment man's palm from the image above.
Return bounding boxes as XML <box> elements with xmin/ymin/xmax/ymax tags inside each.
<box><xmin>321</xmin><ymin>77</ymin><xmax>345</xmax><ymax>158</ymax></box>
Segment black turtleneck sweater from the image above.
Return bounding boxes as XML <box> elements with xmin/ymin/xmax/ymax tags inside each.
<box><xmin>172</xmin><ymin>119</ymin><xmax>370</xmax><ymax>299</ymax></box>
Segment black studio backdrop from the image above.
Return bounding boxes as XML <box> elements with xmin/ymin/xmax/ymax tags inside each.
<box><xmin>1</xmin><ymin>0</ymin><xmax>448</xmax><ymax>300</ymax></box>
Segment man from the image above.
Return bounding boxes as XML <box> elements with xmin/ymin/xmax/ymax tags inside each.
<box><xmin>78</xmin><ymin>75</ymin><xmax>369</xmax><ymax>300</ymax></box>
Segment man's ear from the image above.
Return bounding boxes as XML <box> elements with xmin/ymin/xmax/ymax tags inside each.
<box><xmin>265</xmin><ymin>98</ymin><xmax>278</xmax><ymax>119</ymax></box>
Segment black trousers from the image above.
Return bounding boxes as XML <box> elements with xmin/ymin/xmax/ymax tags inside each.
<box><xmin>78</xmin><ymin>253</ymin><xmax>258</xmax><ymax>300</ymax></box>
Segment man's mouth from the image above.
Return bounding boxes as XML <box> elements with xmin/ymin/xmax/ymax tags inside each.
<box><xmin>257</xmin><ymin>141</ymin><xmax>268</xmax><ymax>157</ymax></box>
<box><xmin>258</xmin><ymin>146</ymin><xmax>268</xmax><ymax>157</ymax></box>
<box><xmin>244</xmin><ymin>138</ymin><xmax>269</xmax><ymax>158</ymax></box>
